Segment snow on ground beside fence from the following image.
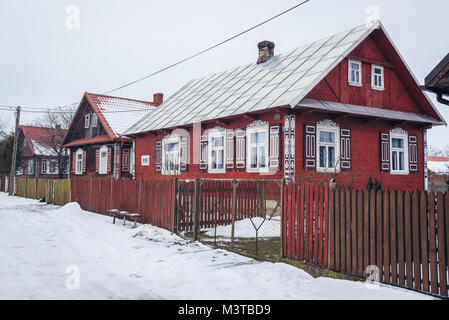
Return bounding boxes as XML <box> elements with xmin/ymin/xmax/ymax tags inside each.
<box><xmin>0</xmin><ymin>192</ymin><xmax>433</xmax><ymax>300</ymax></box>
<box><xmin>203</xmin><ymin>217</ymin><xmax>281</xmax><ymax>239</ymax></box>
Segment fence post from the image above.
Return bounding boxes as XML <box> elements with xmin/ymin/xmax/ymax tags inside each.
<box><xmin>231</xmin><ymin>179</ymin><xmax>238</xmax><ymax>246</ymax></box>
<box><xmin>173</xmin><ymin>178</ymin><xmax>178</xmax><ymax>233</ymax></box>
<box><xmin>192</xmin><ymin>178</ymin><xmax>199</xmax><ymax>241</ymax></box>
<box><xmin>280</xmin><ymin>179</ymin><xmax>285</xmax><ymax>259</ymax></box>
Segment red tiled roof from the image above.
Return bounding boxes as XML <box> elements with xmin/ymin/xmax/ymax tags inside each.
<box><xmin>20</xmin><ymin>125</ymin><xmax>66</xmax><ymax>157</ymax></box>
<box><xmin>428</xmin><ymin>156</ymin><xmax>449</xmax><ymax>162</ymax></box>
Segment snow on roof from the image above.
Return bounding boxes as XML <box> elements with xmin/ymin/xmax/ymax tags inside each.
<box><xmin>126</xmin><ymin>21</ymin><xmax>384</xmax><ymax>134</ymax></box>
<box><xmin>428</xmin><ymin>156</ymin><xmax>449</xmax><ymax>173</ymax></box>
<box><xmin>20</xmin><ymin>125</ymin><xmax>65</xmax><ymax>157</ymax></box>
<box><xmin>85</xmin><ymin>93</ymin><xmax>156</xmax><ymax>136</ymax></box>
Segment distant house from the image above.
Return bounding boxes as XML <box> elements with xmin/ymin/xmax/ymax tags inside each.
<box><xmin>423</xmin><ymin>53</ymin><xmax>449</xmax><ymax>105</ymax></box>
<box><xmin>61</xmin><ymin>92</ymin><xmax>162</xmax><ymax>179</ymax></box>
<box><xmin>18</xmin><ymin>125</ymin><xmax>68</xmax><ymax>178</ymax></box>
<box><xmin>427</xmin><ymin>156</ymin><xmax>449</xmax><ymax>192</ymax></box>
<box><xmin>125</xmin><ymin>21</ymin><xmax>445</xmax><ymax>191</ymax></box>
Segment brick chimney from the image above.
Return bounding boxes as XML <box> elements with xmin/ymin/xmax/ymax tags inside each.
<box><xmin>257</xmin><ymin>41</ymin><xmax>275</xmax><ymax>64</ymax></box>
<box><xmin>153</xmin><ymin>93</ymin><xmax>163</xmax><ymax>106</ymax></box>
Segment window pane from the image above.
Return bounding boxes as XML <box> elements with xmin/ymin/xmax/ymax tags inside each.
<box><xmin>257</xmin><ymin>132</ymin><xmax>266</xmax><ymax>144</ymax></box>
<box><xmin>392</xmin><ymin>151</ymin><xmax>398</xmax><ymax>170</ymax></box>
<box><xmin>211</xmin><ymin>150</ymin><xmax>217</xmax><ymax>169</ymax></box>
<box><xmin>392</xmin><ymin>138</ymin><xmax>404</xmax><ymax>148</ymax></box>
<box><xmin>328</xmin><ymin>146</ymin><xmax>335</xmax><ymax>168</ymax></box>
<box><xmin>251</xmin><ymin>132</ymin><xmax>257</xmax><ymax>144</ymax></box>
<box><xmin>319</xmin><ymin>131</ymin><xmax>335</xmax><ymax>143</ymax></box>
<box><xmin>251</xmin><ymin>147</ymin><xmax>257</xmax><ymax>168</ymax></box>
<box><xmin>319</xmin><ymin>146</ymin><xmax>326</xmax><ymax>168</ymax></box>
<box><xmin>212</xmin><ymin>136</ymin><xmax>224</xmax><ymax>147</ymax></box>
<box><xmin>399</xmin><ymin>152</ymin><xmax>404</xmax><ymax>171</ymax></box>
<box><xmin>218</xmin><ymin>150</ymin><xmax>224</xmax><ymax>169</ymax></box>
<box><xmin>259</xmin><ymin>146</ymin><xmax>266</xmax><ymax>168</ymax></box>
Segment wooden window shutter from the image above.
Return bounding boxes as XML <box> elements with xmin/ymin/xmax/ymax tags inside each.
<box><xmin>340</xmin><ymin>128</ymin><xmax>351</xmax><ymax>171</ymax></box>
<box><xmin>95</xmin><ymin>148</ymin><xmax>100</xmax><ymax>173</ymax></box>
<box><xmin>199</xmin><ymin>135</ymin><xmax>208</xmax><ymax>171</ymax></box>
<box><xmin>72</xmin><ymin>152</ymin><xmax>76</xmax><ymax>173</ymax></box>
<box><xmin>82</xmin><ymin>150</ymin><xmax>87</xmax><ymax>173</ymax></box>
<box><xmin>380</xmin><ymin>132</ymin><xmax>390</xmax><ymax>171</ymax></box>
<box><xmin>226</xmin><ymin>130</ymin><xmax>234</xmax><ymax>170</ymax></box>
<box><xmin>409</xmin><ymin>135</ymin><xmax>418</xmax><ymax>173</ymax></box>
<box><xmin>235</xmin><ymin>129</ymin><xmax>246</xmax><ymax>170</ymax></box>
<box><xmin>107</xmin><ymin>147</ymin><xmax>112</xmax><ymax>173</ymax></box>
<box><xmin>155</xmin><ymin>140</ymin><xmax>162</xmax><ymax>173</ymax></box>
<box><xmin>269</xmin><ymin>125</ymin><xmax>281</xmax><ymax>171</ymax></box>
<box><xmin>304</xmin><ymin>124</ymin><xmax>316</xmax><ymax>170</ymax></box>
<box><xmin>180</xmin><ymin>137</ymin><xmax>188</xmax><ymax>172</ymax></box>
<box><xmin>122</xmin><ymin>148</ymin><xmax>130</xmax><ymax>172</ymax></box>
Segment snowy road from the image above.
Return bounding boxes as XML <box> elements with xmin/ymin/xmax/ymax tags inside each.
<box><xmin>0</xmin><ymin>193</ymin><xmax>432</xmax><ymax>300</ymax></box>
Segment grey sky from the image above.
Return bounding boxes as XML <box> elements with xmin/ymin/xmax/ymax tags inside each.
<box><xmin>1</xmin><ymin>0</ymin><xmax>448</xmax><ymax>148</ymax></box>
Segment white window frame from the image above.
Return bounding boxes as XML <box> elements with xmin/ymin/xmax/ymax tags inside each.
<box><xmin>26</xmin><ymin>159</ymin><xmax>34</xmax><ymax>174</ymax></box>
<box><xmin>84</xmin><ymin>114</ymin><xmax>91</xmax><ymax>128</ymax></box>
<box><xmin>246</xmin><ymin>121</ymin><xmax>269</xmax><ymax>173</ymax></box>
<box><xmin>75</xmin><ymin>148</ymin><xmax>83</xmax><ymax>175</ymax></box>
<box><xmin>208</xmin><ymin>127</ymin><xmax>226</xmax><ymax>174</ymax></box>
<box><xmin>41</xmin><ymin>159</ymin><xmax>48</xmax><ymax>174</ymax></box>
<box><xmin>141</xmin><ymin>155</ymin><xmax>149</xmax><ymax>166</ymax></box>
<box><xmin>161</xmin><ymin>136</ymin><xmax>181</xmax><ymax>175</ymax></box>
<box><xmin>348</xmin><ymin>59</ymin><xmax>362</xmax><ymax>87</ymax></box>
<box><xmin>99</xmin><ymin>145</ymin><xmax>108</xmax><ymax>175</ymax></box>
<box><xmin>390</xmin><ymin>128</ymin><xmax>409</xmax><ymax>175</ymax></box>
<box><xmin>371</xmin><ymin>64</ymin><xmax>384</xmax><ymax>91</ymax></box>
<box><xmin>49</xmin><ymin>159</ymin><xmax>58</xmax><ymax>174</ymax></box>
<box><xmin>92</xmin><ymin>113</ymin><xmax>98</xmax><ymax>127</ymax></box>
<box><xmin>316</xmin><ymin>120</ymin><xmax>340</xmax><ymax>173</ymax></box>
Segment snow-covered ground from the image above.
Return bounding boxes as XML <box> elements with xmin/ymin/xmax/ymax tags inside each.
<box><xmin>0</xmin><ymin>193</ymin><xmax>433</xmax><ymax>300</ymax></box>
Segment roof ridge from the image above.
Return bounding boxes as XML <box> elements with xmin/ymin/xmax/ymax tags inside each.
<box><xmin>85</xmin><ymin>91</ymin><xmax>155</xmax><ymax>106</ymax></box>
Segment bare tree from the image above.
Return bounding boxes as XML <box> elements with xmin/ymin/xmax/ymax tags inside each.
<box><xmin>35</xmin><ymin>106</ymin><xmax>75</xmax><ymax>178</ymax></box>
<box><xmin>0</xmin><ymin>118</ymin><xmax>8</xmax><ymax>140</ymax></box>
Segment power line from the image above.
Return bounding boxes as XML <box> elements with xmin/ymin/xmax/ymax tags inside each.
<box><xmin>0</xmin><ymin>1</ymin><xmax>311</xmax><ymax>111</ymax></box>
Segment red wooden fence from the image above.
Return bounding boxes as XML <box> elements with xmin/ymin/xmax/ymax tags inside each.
<box><xmin>71</xmin><ymin>177</ymin><xmax>175</xmax><ymax>231</ymax></box>
<box><xmin>283</xmin><ymin>183</ymin><xmax>449</xmax><ymax>298</ymax></box>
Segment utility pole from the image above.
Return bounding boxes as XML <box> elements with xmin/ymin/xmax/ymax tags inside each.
<box><xmin>9</xmin><ymin>106</ymin><xmax>20</xmax><ymax>196</ymax></box>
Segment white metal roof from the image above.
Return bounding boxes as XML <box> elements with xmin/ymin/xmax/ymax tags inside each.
<box><xmin>126</xmin><ymin>21</ymin><xmax>442</xmax><ymax>135</ymax></box>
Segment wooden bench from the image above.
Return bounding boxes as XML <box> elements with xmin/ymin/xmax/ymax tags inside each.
<box><xmin>107</xmin><ymin>209</ymin><xmax>141</xmax><ymax>228</ymax></box>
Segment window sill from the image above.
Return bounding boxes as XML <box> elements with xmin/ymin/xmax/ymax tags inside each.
<box><xmin>348</xmin><ymin>82</ymin><xmax>363</xmax><ymax>87</ymax></box>
<box><xmin>372</xmin><ymin>86</ymin><xmax>384</xmax><ymax>91</ymax></box>
<box><xmin>316</xmin><ymin>167</ymin><xmax>340</xmax><ymax>174</ymax></box>
<box><xmin>246</xmin><ymin>168</ymin><xmax>269</xmax><ymax>174</ymax></box>
<box><xmin>390</xmin><ymin>171</ymin><xmax>409</xmax><ymax>176</ymax></box>
<box><xmin>208</xmin><ymin>169</ymin><xmax>226</xmax><ymax>174</ymax></box>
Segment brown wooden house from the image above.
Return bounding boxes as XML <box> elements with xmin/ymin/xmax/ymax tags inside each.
<box><xmin>61</xmin><ymin>92</ymin><xmax>162</xmax><ymax>179</ymax></box>
<box><xmin>18</xmin><ymin>125</ymin><xmax>68</xmax><ymax>178</ymax></box>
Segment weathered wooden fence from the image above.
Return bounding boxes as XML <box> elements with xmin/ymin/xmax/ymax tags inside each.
<box><xmin>71</xmin><ymin>177</ymin><xmax>175</xmax><ymax>231</ymax></box>
<box><xmin>0</xmin><ymin>174</ymin><xmax>8</xmax><ymax>192</ymax></box>
<box><xmin>283</xmin><ymin>183</ymin><xmax>449</xmax><ymax>298</ymax></box>
<box><xmin>14</xmin><ymin>177</ymin><xmax>71</xmax><ymax>206</ymax></box>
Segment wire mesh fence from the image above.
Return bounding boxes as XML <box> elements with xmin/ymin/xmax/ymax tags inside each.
<box><xmin>176</xmin><ymin>179</ymin><xmax>283</xmax><ymax>261</ymax></box>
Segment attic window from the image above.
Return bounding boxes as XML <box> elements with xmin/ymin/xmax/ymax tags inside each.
<box><xmin>348</xmin><ymin>59</ymin><xmax>362</xmax><ymax>87</ymax></box>
<box><xmin>84</xmin><ymin>114</ymin><xmax>91</xmax><ymax>128</ymax></box>
<box><xmin>371</xmin><ymin>65</ymin><xmax>384</xmax><ymax>91</ymax></box>
<box><xmin>92</xmin><ymin>114</ymin><xmax>98</xmax><ymax>127</ymax></box>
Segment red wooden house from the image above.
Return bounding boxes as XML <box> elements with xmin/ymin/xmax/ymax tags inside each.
<box><xmin>62</xmin><ymin>92</ymin><xmax>163</xmax><ymax>179</ymax></box>
<box><xmin>125</xmin><ymin>21</ymin><xmax>445</xmax><ymax>191</ymax></box>
<box><xmin>18</xmin><ymin>125</ymin><xmax>69</xmax><ymax>178</ymax></box>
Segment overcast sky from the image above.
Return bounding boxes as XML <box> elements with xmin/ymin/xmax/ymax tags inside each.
<box><xmin>1</xmin><ymin>0</ymin><xmax>448</xmax><ymax>148</ymax></box>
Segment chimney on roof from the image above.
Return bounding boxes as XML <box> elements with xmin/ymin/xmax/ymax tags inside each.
<box><xmin>257</xmin><ymin>41</ymin><xmax>275</xmax><ymax>64</ymax></box>
<box><xmin>153</xmin><ymin>93</ymin><xmax>163</xmax><ymax>106</ymax></box>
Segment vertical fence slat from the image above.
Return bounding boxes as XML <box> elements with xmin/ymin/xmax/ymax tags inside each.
<box><xmin>437</xmin><ymin>192</ymin><xmax>447</xmax><ymax>296</ymax></box>
<box><xmin>428</xmin><ymin>193</ymin><xmax>438</xmax><ymax>295</ymax></box>
<box><xmin>412</xmin><ymin>191</ymin><xmax>421</xmax><ymax>291</ymax></box>
<box><xmin>328</xmin><ymin>188</ymin><xmax>335</xmax><ymax>270</ymax></box>
<box><xmin>420</xmin><ymin>191</ymin><xmax>429</xmax><ymax>293</ymax></box>
<box><xmin>383</xmin><ymin>191</ymin><xmax>390</xmax><ymax>284</ymax></box>
<box><xmin>390</xmin><ymin>191</ymin><xmax>398</xmax><ymax>285</ymax></box>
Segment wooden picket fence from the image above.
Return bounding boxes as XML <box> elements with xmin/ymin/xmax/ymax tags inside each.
<box><xmin>14</xmin><ymin>177</ymin><xmax>71</xmax><ymax>206</ymax></box>
<box><xmin>71</xmin><ymin>177</ymin><xmax>175</xmax><ymax>231</ymax></box>
<box><xmin>283</xmin><ymin>183</ymin><xmax>449</xmax><ymax>298</ymax></box>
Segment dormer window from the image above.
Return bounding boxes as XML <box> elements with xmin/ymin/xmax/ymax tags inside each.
<box><xmin>371</xmin><ymin>65</ymin><xmax>384</xmax><ymax>91</ymax></box>
<box><xmin>84</xmin><ymin>114</ymin><xmax>91</xmax><ymax>128</ymax></box>
<box><xmin>348</xmin><ymin>59</ymin><xmax>362</xmax><ymax>86</ymax></box>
